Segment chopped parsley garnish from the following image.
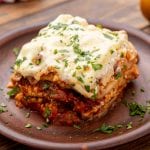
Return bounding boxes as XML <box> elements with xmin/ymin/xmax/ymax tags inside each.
<box><xmin>146</xmin><ymin>101</ymin><xmax>150</xmax><ymax>114</ymax></box>
<box><xmin>32</xmin><ymin>54</ymin><xmax>42</xmax><ymax>65</ymax></box>
<box><xmin>127</xmin><ymin>102</ymin><xmax>146</xmax><ymax>117</ymax></box>
<box><xmin>77</xmin><ymin>76</ymin><xmax>84</xmax><ymax>83</ymax></box>
<box><xmin>7</xmin><ymin>87</ymin><xmax>20</xmax><ymax>97</ymax></box>
<box><xmin>63</xmin><ymin>59</ymin><xmax>68</xmax><ymax>67</ymax></box>
<box><xmin>35</xmin><ymin>59</ymin><xmax>41</xmax><ymax>65</ymax></box>
<box><xmin>29</xmin><ymin>63</ymin><xmax>33</xmax><ymax>66</ymax></box>
<box><xmin>42</xmin><ymin>82</ymin><xmax>50</xmax><ymax>90</ymax></box>
<box><xmin>0</xmin><ymin>106</ymin><xmax>7</xmax><ymax>113</ymax></box>
<box><xmin>25</xmin><ymin>123</ymin><xmax>32</xmax><ymax>128</ymax></box>
<box><xmin>115</xmin><ymin>72</ymin><xmax>122</xmax><ymax>79</ymax></box>
<box><xmin>91</xmin><ymin>89</ymin><xmax>97</xmax><ymax>99</ymax></box>
<box><xmin>50</xmin><ymin>23</ymin><xmax>68</xmax><ymax>30</ymax></box>
<box><xmin>71</xmin><ymin>34</ymin><xmax>79</xmax><ymax>42</ymax></box>
<box><xmin>53</xmin><ymin>49</ymin><xmax>58</xmax><ymax>54</ymax></box>
<box><xmin>84</xmin><ymin>85</ymin><xmax>90</xmax><ymax>92</ymax></box>
<box><xmin>59</xmin><ymin>49</ymin><xmax>69</xmax><ymax>53</ymax></box>
<box><xmin>94</xmin><ymin>123</ymin><xmax>124</xmax><ymax>133</ymax></box>
<box><xmin>91</xmin><ymin>63</ymin><xmax>103</xmax><ymax>71</ymax></box>
<box><xmin>44</xmin><ymin>107</ymin><xmax>51</xmax><ymax>118</ymax></box>
<box><xmin>94</xmin><ymin>124</ymin><xmax>116</xmax><ymax>134</ymax></box>
<box><xmin>110</xmin><ymin>49</ymin><xmax>114</xmax><ymax>54</ymax></box>
<box><xmin>120</xmin><ymin>52</ymin><xmax>124</xmax><ymax>58</ymax></box>
<box><xmin>126</xmin><ymin>122</ymin><xmax>132</xmax><ymax>129</ymax></box>
<box><xmin>131</xmin><ymin>90</ymin><xmax>136</xmax><ymax>96</ymax></box>
<box><xmin>73</xmin><ymin>43</ymin><xmax>82</xmax><ymax>55</ymax></box>
<box><xmin>13</xmin><ymin>47</ymin><xmax>20</xmax><ymax>56</ymax></box>
<box><xmin>71</xmin><ymin>20</ymin><xmax>80</xmax><ymax>24</ymax></box>
<box><xmin>73</xmin><ymin>124</ymin><xmax>81</xmax><ymax>129</ymax></box>
<box><xmin>55</xmin><ymin>66</ymin><xmax>60</xmax><ymax>69</ymax></box>
<box><xmin>72</xmin><ymin>71</ymin><xmax>76</xmax><ymax>77</ymax></box>
<box><xmin>76</xmin><ymin>66</ymin><xmax>82</xmax><ymax>69</ymax></box>
<box><xmin>15</xmin><ymin>57</ymin><xmax>26</xmax><ymax>67</ymax></box>
<box><xmin>103</xmin><ymin>33</ymin><xmax>114</xmax><ymax>40</ymax></box>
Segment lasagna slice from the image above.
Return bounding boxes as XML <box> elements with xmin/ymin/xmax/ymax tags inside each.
<box><xmin>7</xmin><ymin>14</ymin><xmax>139</xmax><ymax>125</ymax></box>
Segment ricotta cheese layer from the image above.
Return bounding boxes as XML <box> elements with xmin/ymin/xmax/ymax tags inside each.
<box><xmin>14</xmin><ymin>14</ymin><xmax>132</xmax><ymax>99</ymax></box>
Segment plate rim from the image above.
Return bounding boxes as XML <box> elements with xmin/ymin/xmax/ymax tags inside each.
<box><xmin>0</xmin><ymin>20</ymin><xmax>150</xmax><ymax>150</ymax></box>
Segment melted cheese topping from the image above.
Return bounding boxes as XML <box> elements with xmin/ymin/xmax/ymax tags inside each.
<box><xmin>14</xmin><ymin>14</ymin><xmax>132</xmax><ymax>99</ymax></box>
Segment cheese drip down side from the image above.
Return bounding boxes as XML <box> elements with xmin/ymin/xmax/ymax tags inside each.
<box><xmin>14</xmin><ymin>14</ymin><xmax>135</xmax><ymax>99</ymax></box>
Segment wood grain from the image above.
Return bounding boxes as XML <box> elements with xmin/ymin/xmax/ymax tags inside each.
<box><xmin>0</xmin><ymin>0</ymin><xmax>149</xmax><ymax>36</ymax></box>
<box><xmin>0</xmin><ymin>0</ymin><xmax>70</xmax><ymax>25</ymax></box>
<box><xmin>0</xmin><ymin>0</ymin><xmax>149</xmax><ymax>149</ymax></box>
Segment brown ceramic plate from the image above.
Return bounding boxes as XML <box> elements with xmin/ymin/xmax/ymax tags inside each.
<box><xmin>0</xmin><ymin>20</ymin><xmax>150</xmax><ymax>150</ymax></box>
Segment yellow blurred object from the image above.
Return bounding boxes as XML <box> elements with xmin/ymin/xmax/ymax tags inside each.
<box><xmin>140</xmin><ymin>0</ymin><xmax>150</xmax><ymax>21</ymax></box>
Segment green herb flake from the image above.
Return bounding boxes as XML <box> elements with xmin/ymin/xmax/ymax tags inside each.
<box><xmin>76</xmin><ymin>66</ymin><xmax>82</xmax><ymax>69</ymax></box>
<box><xmin>53</xmin><ymin>49</ymin><xmax>58</xmax><ymax>54</ymax></box>
<box><xmin>110</xmin><ymin>49</ymin><xmax>114</xmax><ymax>54</ymax></box>
<box><xmin>59</xmin><ymin>49</ymin><xmax>69</xmax><ymax>53</ymax></box>
<box><xmin>29</xmin><ymin>63</ymin><xmax>33</xmax><ymax>66</ymax></box>
<box><xmin>115</xmin><ymin>72</ymin><xmax>122</xmax><ymax>79</ymax></box>
<box><xmin>55</xmin><ymin>66</ymin><xmax>60</xmax><ymax>69</ymax></box>
<box><xmin>91</xmin><ymin>89</ymin><xmax>97</xmax><ymax>100</ymax></box>
<box><xmin>42</xmin><ymin>82</ymin><xmax>50</xmax><ymax>90</ymax></box>
<box><xmin>0</xmin><ymin>106</ymin><xmax>7</xmax><ymax>113</ymax></box>
<box><xmin>127</xmin><ymin>102</ymin><xmax>146</xmax><ymax>117</ymax></box>
<box><xmin>72</xmin><ymin>71</ymin><xmax>76</xmax><ymax>77</ymax></box>
<box><xmin>13</xmin><ymin>47</ymin><xmax>20</xmax><ymax>56</ymax></box>
<box><xmin>73</xmin><ymin>124</ymin><xmax>81</xmax><ymax>129</ymax></box>
<box><xmin>126</xmin><ymin>122</ymin><xmax>132</xmax><ymax>129</ymax></box>
<box><xmin>94</xmin><ymin>124</ymin><xmax>115</xmax><ymax>134</ymax></box>
<box><xmin>84</xmin><ymin>85</ymin><xmax>90</xmax><ymax>92</ymax></box>
<box><xmin>146</xmin><ymin>101</ymin><xmax>150</xmax><ymax>114</ymax></box>
<box><xmin>7</xmin><ymin>87</ymin><xmax>20</xmax><ymax>97</ymax></box>
<box><xmin>15</xmin><ymin>57</ymin><xmax>26</xmax><ymax>67</ymax></box>
<box><xmin>51</xmin><ymin>23</ymin><xmax>68</xmax><ymax>30</ymax></box>
<box><xmin>63</xmin><ymin>59</ymin><xmax>68</xmax><ymax>67</ymax></box>
<box><xmin>77</xmin><ymin>76</ymin><xmax>84</xmax><ymax>83</ymax></box>
<box><xmin>103</xmin><ymin>33</ymin><xmax>114</xmax><ymax>40</ymax></box>
<box><xmin>72</xmin><ymin>20</ymin><xmax>80</xmax><ymax>24</ymax></box>
<box><xmin>91</xmin><ymin>63</ymin><xmax>103</xmax><ymax>71</ymax></box>
<box><xmin>25</xmin><ymin>123</ymin><xmax>32</xmax><ymax>128</ymax></box>
<box><xmin>120</xmin><ymin>52</ymin><xmax>124</xmax><ymax>58</ymax></box>
<box><xmin>34</xmin><ymin>59</ymin><xmax>41</xmax><ymax>65</ymax></box>
<box><xmin>44</xmin><ymin>107</ymin><xmax>51</xmax><ymax>118</ymax></box>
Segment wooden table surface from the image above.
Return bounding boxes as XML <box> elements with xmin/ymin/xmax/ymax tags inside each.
<box><xmin>0</xmin><ymin>0</ymin><xmax>149</xmax><ymax>150</ymax></box>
